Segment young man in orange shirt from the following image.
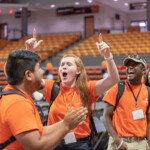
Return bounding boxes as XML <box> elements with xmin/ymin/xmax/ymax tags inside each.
<box><xmin>0</xmin><ymin>50</ymin><xmax>88</xmax><ymax>150</ymax></box>
<box><xmin>103</xmin><ymin>55</ymin><xmax>150</xmax><ymax>150</ymax></box>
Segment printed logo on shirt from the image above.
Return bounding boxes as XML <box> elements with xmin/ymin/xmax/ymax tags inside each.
<box><xmin>143</xmin><ymin>98</ymin><xmax>148</xmax><ymax>103</ymax></box>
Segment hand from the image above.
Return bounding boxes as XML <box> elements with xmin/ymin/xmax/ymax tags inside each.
<box><xmin>96</xmin><ymin>33</ymin><xmax>111</xmax><ymax>58</ymax></box>
<box><xmin>118</xmin><ymin>142</ymin><xmax>128</xmax><ymax>150</ymax></box>
<box><xmin>63</xmin><ymin>107</ymin><xmax>88</xmax><ymax>131</ymax></box>
<box><xmin>114</xmin><ymin>138</ymin><xmax>128</xmax><ymax>150</ymax></box>
<box><xmin>25</xmin><ymin>28</ymin><xmax>43</xmax><ymax>51</ymax></box>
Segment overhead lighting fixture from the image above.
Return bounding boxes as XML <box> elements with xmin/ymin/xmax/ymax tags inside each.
<box><xmin>113</xmin><ymin>0</ymin><xmax>118</xmax><ymax>1</ymax></box>
<box><xmin>124</xmin><ymin>2</ymin><xmax>128</xmax><ymax>6</ymax></box>
<box><xmin>50</xmin><ymin>4</ymin><xmax>55</xmax><ymax>8</ymax></box>
<box><xmin>19</xmin><ymin>8</ymin><xmax>23</xmax><ymax>11</ymax></box>
<box><xmin>75</xmin><ymin>2</ymin><xmax>80</xmax><ymax>5</ymax></box>
<box><xmin>139</xmin><ymin>22</ymin><xmax>146</xmax><ymax>27</ymax></box>
<box><xmin>87</xmin><ymin>0</ymin><xmax>93</xmax><ymax>3</ymax></box>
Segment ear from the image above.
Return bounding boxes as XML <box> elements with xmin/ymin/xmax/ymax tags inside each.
<box><xmin>25</xmin><ymin>70</ymin><xmax>33</xmax><ymax>81</ymax></box>
<box><xmin>76</xmin><ymin>69</ymin><xmax>81</xmax><ymax>75</ymax></box>
<box><xmin>142</xmin><ymin>67</ymin><xmax>146</xmax><ymax>76</ymax></box>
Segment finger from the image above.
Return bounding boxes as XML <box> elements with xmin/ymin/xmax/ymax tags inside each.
<box><xmin>99</xmin><ymin>33</ymin><xmax>103</xmax><ymax>43</ymax></box>
<box><xmin>33</xmin><ymin>28</ymin><xmax>36</xmax><ymax>39</ymax></box>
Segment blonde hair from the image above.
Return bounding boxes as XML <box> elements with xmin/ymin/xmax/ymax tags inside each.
<box><xmin>58</xmin><ymin>54</ymin><xmax>90</xmax><ymax>111</ymax></box>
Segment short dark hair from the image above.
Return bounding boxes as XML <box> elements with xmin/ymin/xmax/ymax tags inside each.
<box><xmin>6</xmin><ymin>50</ymin><xmax>40</xmax><ymax>85</ymax></box>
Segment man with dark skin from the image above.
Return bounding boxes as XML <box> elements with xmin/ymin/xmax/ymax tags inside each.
<box><xmin>103</xmin><ymin>55</ymin><xmax>150</xmax><ymax>150</ymax></box>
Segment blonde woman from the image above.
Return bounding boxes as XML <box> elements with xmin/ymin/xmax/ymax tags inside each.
<box><xmin>26</xmin><ymin>29</ymin><xmax>120</xmax><ymax>150</ymax></box>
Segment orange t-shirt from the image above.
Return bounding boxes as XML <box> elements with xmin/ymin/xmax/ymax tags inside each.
<box><xmin>44</xmin><ymin>79</ymin><xmax>98</xmax><ymax>139</ymax></box>
<box><xmin>0</xmin><ymin>85</ymin><xmax>43</xmax><ymax>150</ymax></box>
<box><xmin>103</xmin><ymin>80</ymin><xmax>150</xmax><ymax>138</ymax></box>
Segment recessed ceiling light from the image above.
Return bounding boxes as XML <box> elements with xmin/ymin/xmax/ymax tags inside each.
<box><xmin>87</xmin><ymin>0</ymin><xmax>93</xmax><ymax>3</ymax></box>
<box><xmin>113</xmin><ymin>0</ymin><xmax>118</xmax><ymax>1</ymax></box>
<box><xmin>139</xmin><ymin>22</ymin><xmax>146</xmax><ymax>27</ymax></box>
<box><xmin>75</xmin><ymin>2</ymin><xmax>79</xmax><ymax>5</ymax></box>
<box><xmin>124</xmin><ymin>2</ymin><xmax>128</xmax><ymax>6</ymax></box>
<box><xmin>19</xmin><ymin>8</ymin><xmax>23</xmax><ymax>11</ymax></box>
<box><xmin>50</xmin><ymin>4</ymin><xmax>55</xmax><ymax>8</ymax></box>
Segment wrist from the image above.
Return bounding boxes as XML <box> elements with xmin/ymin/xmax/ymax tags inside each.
<box><xmin>104</xmin><ymin>53</ymin><xmax>113</xmax><ymax>61</ymax></box>
<box><xmin>116</xmin><ymin>140</ymin><xmax>124</xmax><ymax>149</ymax></box>
<box><xmin>62</xmin><ymin>120</ymin><xmax>70</xmax><ymax>133</ymax></box>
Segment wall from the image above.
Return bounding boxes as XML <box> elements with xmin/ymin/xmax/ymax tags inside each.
<box><xmin>0</xmin><ymin>4</ymin><xmax>146</xmax><ymax>40</ymax></box>
<box><xmin>0</xmin><ymin>4</ymin><xmax>129</xmax><ymax>39</ymax></box>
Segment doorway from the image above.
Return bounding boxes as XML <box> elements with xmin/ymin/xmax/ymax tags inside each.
<box><xmin>0</xmin><ymin>23</ymin><xmax>8</xmax><ymax>39</ymax></box>
<box><xmin>84</xmin><ymin>16</ymin><xmax>94</xmax><ymax>39</ymax></box>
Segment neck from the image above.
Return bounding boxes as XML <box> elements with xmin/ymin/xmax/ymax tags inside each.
<box><xmin>62</xmin><ymin>80</ymin><xmax>76</xmax><ymax>88</ymax></box>
<box><xmin>127</xmin><ymin>80</ymin><xmax>142</xmax><ymax>86</ymax></box>
<box><xmin>15</xmin><ymin>83</ymin><xmax>33</xmax><ymax>96</ymax></box>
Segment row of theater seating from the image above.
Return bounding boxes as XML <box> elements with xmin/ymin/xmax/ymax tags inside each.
<box><xmin>66</xmin><ymin>31</ymin><xmax>150</xmax><ymax>56</ymax></box>
<box><xmin>1</xmin><ymin>65</ymin><xmax>150</xmax><ymax>88</ymax></box>
<box><xmin>100</xmin><ymin>26</ymin><xmax>141</xmax><ymax>34</ymax></box>
<box><xmin>0</xmin><ymin>33</ymin><xmax>81</xmax><ymax>61</ymax></box>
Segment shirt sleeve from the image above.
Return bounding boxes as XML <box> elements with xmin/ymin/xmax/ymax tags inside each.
<box><xmin>6</xmin><ymin>100</ymin><xmax>40</xmax><ymax>136</ymax></box>
<box><xmin>102</xmin><ymin>83</ymin><xmax>118</xmax><ymax>106</ymax></box>
<box><xmin>44</xmin><ymin>79</ymin><xmax>55</xmax><ymax>104</ymax></box>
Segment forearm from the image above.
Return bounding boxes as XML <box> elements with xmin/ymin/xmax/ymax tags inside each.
<box><xmin>103</xmin><ymin>116</ymin><xmax>121</xmax><ymax>144</ymax></box>
<box><xmin>41</xmin><ymin>120</ymin><xmax>69</xmax><ymax>150</ymax></box>
<box><xmin>147</xmin><ymin>114</ymin><xmax>150</xmax><ymax>146</ymax></box>
<box><xmin>106</xmin><ymin>57</ymin><xmax>120</xmax><ymax>84</ymax></box>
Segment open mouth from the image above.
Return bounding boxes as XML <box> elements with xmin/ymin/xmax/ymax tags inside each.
<box><xmin>127</xmin><ymin>70</ymin><xmax>134</xmax><ymax>77</ymax></box>
<box><xmin>63</xmin><ymin>72</ymin><xmax>68</xmax><ymax>78</ymax></box>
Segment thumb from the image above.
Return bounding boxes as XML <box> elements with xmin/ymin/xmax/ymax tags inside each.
<box><xmin>36</xmin><ymin>40</ymin><xmax>43</xmax><ymax>47</ymax></box>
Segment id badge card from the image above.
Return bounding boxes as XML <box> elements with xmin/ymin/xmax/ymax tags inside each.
<box><xmin>132</xmin><ymin>109</ymin><xmax>144</xmax><ymax>120</ymax></box>
<box><xmin>64</xmin><ymin>132</ymin><xmax>77</xmax><ymax>144</ymax></box>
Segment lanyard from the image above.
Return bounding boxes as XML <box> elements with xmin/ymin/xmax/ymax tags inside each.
<box><xmin>127</xmin><ymin>81</ymin><xmax>142</xmax><ymax>109</ymax></box>
<box><xmin>62</xmin><ymin>91</ymin><xmax>76</xmax><ymax>112</ymax></box>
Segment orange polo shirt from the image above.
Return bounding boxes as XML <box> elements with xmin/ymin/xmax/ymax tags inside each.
<box><xmin>103</xmin><ymin>80</ymin><xmax>150</xmax><ymax>138</ymax></box>
<box><xmin>0</xmin><ymin>85</ymin><xmax>43</xmax><ymax>150</ymax></box>
<box><xmin>44</xmin><ymin>80</ymin><xmax>98</xmax><ymax>139</ymax></box>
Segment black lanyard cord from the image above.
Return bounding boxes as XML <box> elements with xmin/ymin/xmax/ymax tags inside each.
<box><xmin>127</xmin><ymin>81</ymin><xmax>142</xmax><ymax>108</ymax></box>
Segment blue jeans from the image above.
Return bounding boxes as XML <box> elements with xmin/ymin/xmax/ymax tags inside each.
<box><xmin>54</xmin><ymin>136</ymin><xmax>92</xmax><ymax>150</ymax></box>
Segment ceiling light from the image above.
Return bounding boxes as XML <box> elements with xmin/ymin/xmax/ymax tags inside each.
<box><xmin>19</xmin><ymin>8</ymin><xmax>23</xmax><ymax>11</ymax></box>
<box><xmin>87</xmin><ymin>0</ymin><xmax>93</xmax><ymax>3</ymax></box>
<box><xmin>113</xmin><ymin>0</ymin><xmax>118</xmax><ymax>2</ymax></box>
<box><xmin>50</xmin><ymin>4</ymin><xmax>55</xmax><ymax>8</ymax></box>
<box><xmin>75</xmin><ymin>2</ymin><xmax>79</xmax><ymax>5</ymax></box>
<box><xmin>124</xmin><ymin>3</ymin><xmax>128</xmax><ymax>6</ymax></box>
<box><xmin>139</xmin><ymin>22</ymin><xmax>146</xmax><ymax>27</ymax></box>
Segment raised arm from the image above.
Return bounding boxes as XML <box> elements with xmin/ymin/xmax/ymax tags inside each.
<box><xmin>95</xmin><ymin>33</ymin><xmax>120</xmax><ymax>96</ymax></box>
<box><xmin>16</xmin><ymin>107</ymin><xmax>87</xmax><ymax>150</ymax></box>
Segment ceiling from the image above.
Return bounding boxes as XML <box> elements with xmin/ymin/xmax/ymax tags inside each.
<box><xmin>0</xmin><ymin>0</ymin><xmax>147</xmax><ymax>15</ymax></box>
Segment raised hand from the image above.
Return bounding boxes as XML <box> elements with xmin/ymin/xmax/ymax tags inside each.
<box><xmin>63</xmin><ymin>107</ymin><xmax>88</xmax><ymax>131</ymax></box>
<box><xmin>96</xmin><ymin>33</ymin><xmax>110</xmax><ymax>58</ymax></box>
<box><xmin>25</xmin><ymin>28</ymin><xmax>43</xmax><ymax>51</ymax></box>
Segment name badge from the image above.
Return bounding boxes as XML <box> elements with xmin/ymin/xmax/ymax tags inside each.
<box><xmin>132</xmin><ymin>109</ymin><xmax>144</xmax><ymax>120</ymax></box>
<box><xmin>64</xmin><ymin>132</ymin><xmax>77</xmax><ymax>144</ymax></box>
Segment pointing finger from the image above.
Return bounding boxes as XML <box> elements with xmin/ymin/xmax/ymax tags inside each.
<box><xmin>33</xmin><ymin>28</ymin><xmax>36</xmax><ymax>39</ymax></box>
<box><xmin>99</xmin><ymin>33</ymin><xmax>103</xmax><ymax>43</ymax></box>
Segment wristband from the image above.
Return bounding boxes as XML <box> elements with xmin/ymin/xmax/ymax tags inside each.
<box><xmin>116</xmin><ymin>140</ymin><xmax>124</xmax><ymax>149</ymax></box>
<box><xmin>104</xmin><ymin>53</ymin><xmax>113</xmax><ymax>61</ymax></box>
